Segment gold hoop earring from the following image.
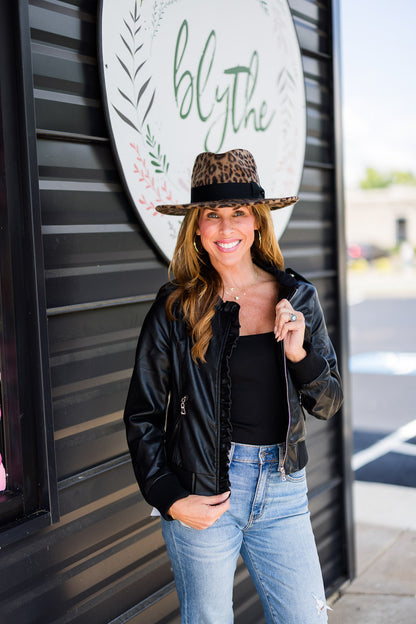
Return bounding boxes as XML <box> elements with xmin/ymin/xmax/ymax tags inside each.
<box><xmin>257</xmin><ymin>230</ymin><xmax>262</xmax><ymax>247</ymax></box>
<box><xmin>193</xmin><ymin>238</ymin><xmax>200</xmax><ymax>254</ymax></box>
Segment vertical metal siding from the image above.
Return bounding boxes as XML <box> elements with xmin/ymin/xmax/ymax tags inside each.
<box><xmin>0</xmin><ymin>1</ymin><xmax>351</xmax><ymax>622</ymax></box>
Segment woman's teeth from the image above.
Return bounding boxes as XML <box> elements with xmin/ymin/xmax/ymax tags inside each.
<box><xmin>216</xmin><ymin>240</ymin><xmax>240</xmax><ymax>250</ymax></box>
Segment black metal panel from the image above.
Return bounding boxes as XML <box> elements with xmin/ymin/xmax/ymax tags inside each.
<box><xmin>48</xmin><ymin>301</ymin><xmax>150</xmax><ymax>479</ymax></box>
<box><xmin>40</xmin><ymin>185</ymin><xmax>133</xmax><ymax>224</ymax></box>
<box><xmin>0</xmin><ymin>0</ymin><xmax>353</xmax><ymax>622</ymax></box>
<box><xmin>45</xmin><ymin>260</ymin><xmax>166</xmax><ymax>308</ymax></box>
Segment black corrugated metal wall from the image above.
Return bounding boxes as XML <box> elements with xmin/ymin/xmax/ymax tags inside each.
<box><xmin>0</xmin><ymin>0</ymin><xmax>353</xmax><ymax>622</ymax></box>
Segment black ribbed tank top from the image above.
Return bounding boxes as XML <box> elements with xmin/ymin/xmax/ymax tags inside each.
<box><xmin>229</xmin><ymin>332</ymin><xmax>287</xmax><ymax>445</ymax></box>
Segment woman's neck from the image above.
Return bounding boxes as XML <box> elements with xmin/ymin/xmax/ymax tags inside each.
<box><xmin>213</xmin><ymin>259</ymin><xmax>259</xmax><ymax>290</ymax></box>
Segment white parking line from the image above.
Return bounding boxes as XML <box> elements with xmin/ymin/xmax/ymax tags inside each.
<box><xmin>352</xmin><ymin>419</ymin><xmax>416</xmax><ymax>471</ymax></box>
<box><xmin>349</xmin><ymin>352</ymin><xmax>416</xmax><ymax>375</ymax></box>
<box><xmin>395</xmin><ymin>441</ymin><xmax>416</xmax><ymax>457</ymax></box>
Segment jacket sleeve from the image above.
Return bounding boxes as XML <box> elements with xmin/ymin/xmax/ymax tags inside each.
<box><xmin>124</xmin><ymin>292</ymin><xmax>190</xmax><ymax>519</ymax></box>
<box><xmin>287</xmin><ymin>286</ymin><xmax>343</xmax><ymax>420</ymax></box>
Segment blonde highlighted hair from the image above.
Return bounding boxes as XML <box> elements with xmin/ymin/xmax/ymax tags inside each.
<box><xmin>166</xmin><ymin>205</ymin><xmax>284</xmax><ymax>363</ymax></box>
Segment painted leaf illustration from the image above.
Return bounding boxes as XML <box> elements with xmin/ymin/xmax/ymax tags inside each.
<box><xmin>136</xmin><ymin>77</ymin><xmax>151</xmax><ymax>107</ymax></box>
<box><xmin>278</xmin><ymin>68</ymin><xmax>296</xmax><ymax>130</ymax></box>
<box><xmin>112</xmin><ymin>1</ymin><xmax>170</xmax><ymax>175</ymax></box>
<box><xmin>134</xmin><ymin>60</ymin><xmax>146</xmax><ymax>79</ymax></box>
<box><xmin>120</xmin><ymin>34</ymin><xmax>133</xmax><ymax>57</ymax></box>
<box><xmin>142</xmin><ymin>89</ymin><xmax>155</xmax><ymax>125</ymax></box>
<box><xmin>258</xmin><ymin>0</ymin><xmax>269</xmax><ymax>14</ymax></box>
<box><xmin>112</xmin><ymin>104</ymin><xmax>139</xmax><ymax>132</ymax></box>
<box><xmin>152</xmin><ymin>0</ymin><xmax>179</xmax><ymax>39</ymax></box>
<box><xmin>123</xmin><ymin>18</ymin><xmax>133</xmax><ymax>38</ymax></box>
<box><xmin>118</xmin><ymin>88</ymin><xmax>134</xmax><ymax>106</ymax></box>
<box><xmin>145</xmin><ymin>122</ymin><xmax>169</xmax><ymax>174</ymax></box>
<box><xmin>116</xmin><ymin>55</ymin><xmax>132</xmax><ymax>80</ymax></box>
<box><xmin>112</xmin><ymin>3</ymin><xmax>156</xmax><ymax>135</ymax></box>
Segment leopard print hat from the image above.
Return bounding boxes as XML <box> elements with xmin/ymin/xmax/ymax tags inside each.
<box><xmin>155</xmin><ymin>149</ymin><xmax>298</xmax><ymax>216</ymax></box>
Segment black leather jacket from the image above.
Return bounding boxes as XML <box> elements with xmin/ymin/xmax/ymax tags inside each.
<box><xmin>124</xmin><ymin>266</ymin><xmax>343</xmax><ymax>520</ymax></box>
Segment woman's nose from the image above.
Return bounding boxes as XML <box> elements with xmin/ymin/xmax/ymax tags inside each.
<box><xmin>219</xmin><ymin>217</ymin><xmax>234</xmax><ymax>235</ymax></box>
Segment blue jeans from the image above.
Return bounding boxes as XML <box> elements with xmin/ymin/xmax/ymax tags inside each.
<box><xmin>162</xmin><ymin>443</ymin><xmax>329</xmax><ymax>624</ymax></box>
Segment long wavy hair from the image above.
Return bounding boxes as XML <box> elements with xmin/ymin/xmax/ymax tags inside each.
<box><xmin>166</xmin><ymin>204</ymin><xmax>284</xmax><ymax>363</ymax></box>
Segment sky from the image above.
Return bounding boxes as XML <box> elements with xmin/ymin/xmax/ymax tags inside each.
<box><xmin>340</xmin><ymin>0</ymin><xmax>416</xmax><ymax>188</ymax></box>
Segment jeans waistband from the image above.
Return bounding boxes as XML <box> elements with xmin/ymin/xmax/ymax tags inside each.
<box><xmin>229</xmin><ymin>442</ymin><xmax>285</xmax><ymax>464</ymax></box>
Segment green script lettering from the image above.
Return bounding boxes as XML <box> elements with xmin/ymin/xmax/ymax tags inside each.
<box><xmin>197</xmin><ymin>29</ymin><xmax>216</xmax><ymax>122</ymax></box>
<box><xmin>173</xmin><ymin>20</ymin><xmax>193</xmax><ymax>118</ymax></box>
<box><xmin>173</xmin><ymin>20</ymin><xmax>275</xmax><ymax>152</ymax></box>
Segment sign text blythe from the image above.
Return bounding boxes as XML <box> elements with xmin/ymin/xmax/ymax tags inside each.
<box><xmin>174</xmin><ymin>20</ymin><xmax>275</xmax><ymax>153</ymax></box>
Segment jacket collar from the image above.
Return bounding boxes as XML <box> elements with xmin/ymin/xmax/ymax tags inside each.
<box><xmin>254</xmin><ymin>260</ymin><xmax>299</xmax><ymax>301</ymax></box>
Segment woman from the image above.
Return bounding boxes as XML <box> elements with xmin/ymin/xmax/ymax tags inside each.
<box><xmin>124</xmin><ymin>149</ymin><xmax>343</xmax><ymax>623</ymax></box>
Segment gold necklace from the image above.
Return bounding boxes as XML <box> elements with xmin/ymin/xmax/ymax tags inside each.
<box><xmin>223</xmin><ymin>287</ymin><xmax>246</xmax><ymax>301</ymax></box>
<box><xmin>223</xmin><ymin>273</ymin><xmax>259</xmax><ymax>301</ymax></box>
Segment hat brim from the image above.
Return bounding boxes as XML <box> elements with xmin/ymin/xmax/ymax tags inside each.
<box><xmin>155</xmin><ymin>196</ymin><xmax>299</xmax><ymax>216</ymax></box>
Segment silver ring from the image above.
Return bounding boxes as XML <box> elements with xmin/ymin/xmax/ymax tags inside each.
<box><xmin>289</xmin><ymin>313</ymin><xmax>297</xmax><ymax>322</ymax></box>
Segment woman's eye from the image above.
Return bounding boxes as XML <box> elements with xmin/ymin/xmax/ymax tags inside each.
<box><xmin>234</xmin><ymin>210</ymin><xmax>245</xmax><ymax>217</ymax></box>
<box><xmin>206</xmin><ymin>212</ymin><xmax>219</xmax><ymax>219</ymax></box>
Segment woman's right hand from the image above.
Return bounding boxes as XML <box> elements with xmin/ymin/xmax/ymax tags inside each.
<box><xmin>168</xmin><ymin>491</ymin><xmax>231</xmax><ymax>530</ymax></box>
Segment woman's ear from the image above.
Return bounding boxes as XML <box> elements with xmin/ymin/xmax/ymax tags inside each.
<box><xmin>196</xmin><ymin>228</ymin><xmax>200</xmax><ymax>235</ymax></box>
<box><xmin>253</xmin><ymin>211</ymin><xmax>260</xmax><ymax>232</ymax></box>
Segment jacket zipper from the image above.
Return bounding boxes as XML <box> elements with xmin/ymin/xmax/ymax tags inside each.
<box><xmin>279</xmin><ymin>287</ymin><xmax>297</xmax><ymax>481</ymax></box>
<box><xmin>180</xmin><ymin>395</ymin><xmax>188</xmax><ymax>415</ymax></box>
<box><xmin>170</xmin><ymin>395</ymin><xmax>187</xmax><ymax>446</ymax></box>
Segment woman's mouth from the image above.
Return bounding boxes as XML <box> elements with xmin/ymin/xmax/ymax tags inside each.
<box><xmin>215</xmin><ymin>239</ymin><xmax>241</xmax><ymax>252</ymax></box>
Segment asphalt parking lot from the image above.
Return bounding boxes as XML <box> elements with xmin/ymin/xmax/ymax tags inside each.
<box><xmin>348</xmin><ymin>267</ymin><xmax>416</xmax><ymax>489</ymax></box>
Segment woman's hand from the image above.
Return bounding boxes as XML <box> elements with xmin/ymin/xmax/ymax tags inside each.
<box><xmin>274</xmin><ymin>298</ymin><xmax>306</xmax><ymax>363</ymax></box>
<box><xmin>168</xmin><ymin>491</ymin><xmax>231</xmax><ymax>530</ymax></box>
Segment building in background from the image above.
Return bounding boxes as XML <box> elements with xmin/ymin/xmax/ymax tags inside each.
<box><xmin>346</xmin><ymin>186</ymin><xmax>416</xmax><ymax>251</ymax></box>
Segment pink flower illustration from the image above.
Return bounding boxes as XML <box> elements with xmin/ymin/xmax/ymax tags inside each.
<box><xmin>130</xmin><ymin>143</ymin><xmax>175</xmax><ymax>215</ymax></box>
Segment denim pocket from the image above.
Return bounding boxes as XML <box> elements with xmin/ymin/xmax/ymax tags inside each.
<box><xmin>285</xmin><ymin>467</ymin><xmax>306</xmax><ymax>482</ymax></box>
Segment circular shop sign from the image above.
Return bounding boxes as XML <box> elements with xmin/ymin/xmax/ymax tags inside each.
<box><xmin>99</xmin><ymin>0</ymin><xmax>306</xmax><ymax>262</ymax></box>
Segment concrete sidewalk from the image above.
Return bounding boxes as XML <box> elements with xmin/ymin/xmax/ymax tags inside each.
<box><xmin>347</xmin><ymin>264</ymin><xmax>416</xmax><ymax>304</ymax></box>
<box><xmin>328</xmin><ymin>481</ymin><xmax>416</xmax><ymax>623</ymax></box>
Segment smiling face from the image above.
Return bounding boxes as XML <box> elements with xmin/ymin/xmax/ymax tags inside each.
<box><xmin>196</xmin><ymin>205</ymin><xmax>258</xmax><ymax>271</ymax></box>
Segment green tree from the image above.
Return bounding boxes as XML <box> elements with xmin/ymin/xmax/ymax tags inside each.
<box><xmin>390</xmin><ymin>170</ymin><xmax>416</xmax><ymax>185</ymax></box>
<box><xmin>359</xmin><ymin>167</ymin><xmax>392</xmax><ymax>189</ymax></box>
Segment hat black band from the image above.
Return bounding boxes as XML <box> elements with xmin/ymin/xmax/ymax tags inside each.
<box><xmin>191</xmin><ymin>181</ymin><xmax>265</xmax><ymax>203</ymax></box>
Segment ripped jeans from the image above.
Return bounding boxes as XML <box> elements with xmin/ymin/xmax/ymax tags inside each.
<box><xmin>161</xmin><ymin>442</ymin><xmax>329</xmax><ymax>624</ymax></box>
